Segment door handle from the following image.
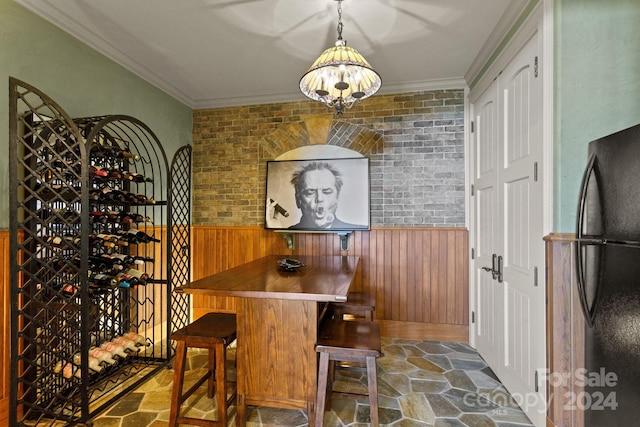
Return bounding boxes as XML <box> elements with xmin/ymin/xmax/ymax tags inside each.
<box><xmin>481</xmin><ymin>265</ymin><xmax>498</xmax><ymax>280</ymax></box>
<box><xmin>492</xmin><ymin>254</ymin><xmax>498</xmax><ymax>280</ymax></box>
<box><xmin>481</xmin><ymin>266</ymin><xmax>497</xmax><ymax>280</ymax></box>
<box><xmin>481</xmin><ymin>254</ymin><xmax>502</xmax><ymax>282</ymax></box>
<box><xmin>480</xmin><ymin>254</ymin><xmax>499</xmax><ymax>280</ymax></box>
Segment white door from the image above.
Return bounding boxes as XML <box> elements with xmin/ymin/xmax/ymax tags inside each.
<box><xmin>472</xmin><ymin>81</ymin><xmax>502</xmax><ymax>371</ymax></box>
<box><xmin>471</xmin><ymin>31</ymin><xmax>546</xmax><ymax>426</ymax></box>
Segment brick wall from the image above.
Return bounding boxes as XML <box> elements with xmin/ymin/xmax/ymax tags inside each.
<box><xmin>192</xmin><ymin>89</ymin><xmax>465</xmax><ymax>227</ymax></box>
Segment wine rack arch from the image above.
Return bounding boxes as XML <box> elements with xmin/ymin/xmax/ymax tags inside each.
<box><xmin>9</xmin><ymin>77</ymin><xmax>190</xmax><ymax>426</ymax></box>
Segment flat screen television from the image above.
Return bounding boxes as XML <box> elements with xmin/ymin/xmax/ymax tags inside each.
<box><xmin>264</xmin><ymin>157</ymin><xmax>370</xmax><ymax>231</ymax></box>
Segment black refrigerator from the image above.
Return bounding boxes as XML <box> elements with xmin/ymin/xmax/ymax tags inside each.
<box><xmin>576</xmin><ymin>122</ymin><xmax>640</xmax><ymax>426</ymax></box>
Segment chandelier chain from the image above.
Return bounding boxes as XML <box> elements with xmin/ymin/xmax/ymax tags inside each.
<box><xmin>336</xmin><ymin>0</ymin><xmax>343</xmax><ymax>40</ymax></box>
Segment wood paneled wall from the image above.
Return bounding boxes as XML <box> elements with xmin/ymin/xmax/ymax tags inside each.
<box><xmin>0</xmin><ymin>226</ymin><xmax>470</xmax><ymax>419</ymax></box>
<box><xmin>1</xmin><ymin>230</ymin><xmax>10</xmax><ymax>426</ymax></box>
<box><xmin>191</xmin><ymin>226</ymin><xmax>469</xmax><ymax>326</ymax></box>
<box><xmin>545</xmin><ymin>234</ymin><xmax>585</xmax><ymax>427</ymax></box>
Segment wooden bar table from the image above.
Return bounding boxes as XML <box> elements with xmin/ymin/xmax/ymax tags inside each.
<box><xmin>178</xmin><ymin>255</ymin><xmax>359</xmax><ymax>427</ymax></box>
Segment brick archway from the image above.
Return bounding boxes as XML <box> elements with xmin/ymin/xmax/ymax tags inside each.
<box><xmin>258</xmin><ymin>116</ymin><xmax>384</xmax><ymax>160</ymax></box>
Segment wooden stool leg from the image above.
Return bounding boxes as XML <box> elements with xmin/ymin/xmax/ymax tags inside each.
<box><xmin>207</xmin><ymin>347</ymin><xmax>216</xmax><ymax>398</ymax></box>
<box><xmin>169</xmin><ymin>341</ymin><xmax>187</xmax><ymax>427</ymax></box>
<box><xmin>215</xmin><ymin>342</ymin><xmax>227</xmax><ymax>426</ymax></box>
<box><xmin>326</xmin><ymin>359</ymin><xmax>336</xmax><ymax>411</ymax></box>
<box><xmin>366</xmin><ymin>355</ymin><xmax>379</xmax><ymax>427</ymax></box>
<box><xmin>316</xmin><ymin>351</ymin><xmax>331</xmax><ymax>426</ymax></box>
<box><xmin>237</xmin><ymin>396</ymin><xmax>246</xmax><ymax>427</ymax></box>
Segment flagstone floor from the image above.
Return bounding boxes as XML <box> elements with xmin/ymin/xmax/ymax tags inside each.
<box><xmin>90</xmin><ymin>337</ymin><xmax>534</xmax><ymax>427</ymax></box>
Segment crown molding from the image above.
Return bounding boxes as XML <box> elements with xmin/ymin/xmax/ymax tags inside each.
<box><xmin>465</xmin><ymin>0</ymin><xmax>535</xmax><ymax>87</ymax></box>
<box><xmin>191</xmin><ymin>77</ymin><xmax>468</xmax><ymax>109</ymax></box>
<box><xmin>16</xmin><ymin>0</ymin><xmax>468</xmax><ymax>110</ymax></box>
<box><xmin>15</xmin><ymin>0</ymin><xmax>195</xmax><ymax>106</ymax></box>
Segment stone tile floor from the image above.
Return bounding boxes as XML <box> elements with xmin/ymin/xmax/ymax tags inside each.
<box><xmin>89</xmin><ymin>337</ymin><xmax>533</xmax><ymax>427</ymax></box>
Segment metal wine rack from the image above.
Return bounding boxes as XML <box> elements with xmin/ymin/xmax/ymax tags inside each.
<box><xmin>168</xmin><ymin>145</ymin><xmax>192</xmax><ymax>342</ymax></box>
<box><xmin>8</xmin><ymin>78</ymin><xmax>190</xmax><ymax>426</ymax></box>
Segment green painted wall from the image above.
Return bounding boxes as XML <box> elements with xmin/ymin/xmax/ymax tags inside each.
<box><xmin>0</xmin><ymin>0</ymin><xmax>193</xmax><ymax>229</ymax></box>
<box><xmin>555</xmin><ymin>0</ymin><xmax>640</xmax><ymax>231</ymax></box>
<box><xmin>4</xmin><ymin>0</ymin><xmax>638</xmax><ymax>233</ymax></box>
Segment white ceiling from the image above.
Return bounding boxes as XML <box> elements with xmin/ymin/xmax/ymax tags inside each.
<box><xmin>16</xmin><ymin>0</ymin><xmax>527</xmax><ymax>109</ymax></box>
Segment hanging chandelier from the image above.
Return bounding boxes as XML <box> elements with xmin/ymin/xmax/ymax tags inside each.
<box><xmin>299</xmin><ymin>0</ymin><xmax>381</xmax><ymax>114</ymax></box>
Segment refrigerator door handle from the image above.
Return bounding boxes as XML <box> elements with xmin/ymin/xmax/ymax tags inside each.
<box><xmin>576</xmin><ymin>153</ymin><xmax>598</xmax><ymax>327</ymax></box>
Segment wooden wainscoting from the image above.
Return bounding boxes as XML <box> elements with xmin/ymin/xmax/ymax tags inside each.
<box><xmin>545</xmin><ymin>233</ymin><xmax>585</xmax><ymax>427</ymax></box>
<box><xmin>190</xmin><ymin>226</ymin><xmax>288</xmax><ymax>316</ymax></box>
<box><xmin>1</xmin><ymin>230</ymin><xmax>9</xmax><ymax>426</ymax></box>
<box><xmin>190</xmin><ymin>226</ymin><xmax>469</xmax><ymax>340</ymax></box>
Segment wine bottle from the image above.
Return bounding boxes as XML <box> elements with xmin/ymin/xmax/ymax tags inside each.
<box><xmin>62</xmin><ymin>362</ymin><xmax>81</xmax><ymax>379</ymax></box>
<box><xmin>47</xmin><ymin>235</ymin><xmax>65</xmax><ymax>247</ymax></box>
<box><xmin>108</xmin><ymin>170</ymin><xmax>123</xmax><ymax>180</ymax></box>
<box><xmin>46</xmin><ymin>235</ymin><xmax>64</xmax><ymax>248</ymax></box>
<box><xmin>73</xmin><ymin>352</ymin><xmax>105</xmax><ymax>373</ymax></box>
<box><xmin>106</xmin><ymin>253</ymin><xmax>143</xmax><ymax>269</ymax></box>
<box><xmin>136</xmin><ymin>194</ymin><xmax>156</xmax><ymax>205</ymax></box>
<box><xmin>123</xmin><ymin>331</ymin><xmax>149</xmax><ymax>347</ymax></box>
<box><xmin>118</xmin><ymin>192</ymin><xmax>156</xmax><ymax>205</ymax></box>
<box><xmin>117</xmin><ymin>278</ymin><xmax>135</xmax><ymax>289</ymax></box>
<box><xmin>90</xmin><ymin>210</ymin><xmax>114</xmax><ymax>223</ymax></box>
<box><xmin>38</xmin><ymin>159</ymin><xmax>81</xmax><ymax>180</ymax></box>
<box><xmin>123</xmin><ymin>171</ymin><xmax>152</xmax><ymax>183</ymax></box>
<box><xmin>47</xmin><ymin>235</ymin><xmax>81</xmax><ymax>249</ymax></box>
<box><xmin>115</xmin><ymin>271</ymin><xmax>138</xmax><ymax>288</ymax></box>
<box><xmin>89</xmin><ymin>234</ymin><xmax>116</xmax><ymax>249</ymax></box>
<box><xmin>122</xmin><ymin>267</ymin><xmax>149</xmax><ymax>285</ymax></box>
<box><xmin>89</xmin><ymin>347</ymin><xmax>117</xmax><ymax>365</ymax></box>
<box><xmin>113</xmin><ymin>336</ymin><xmax>142</xmax><ymax>353</ymax></box>
<box><xmin>89</xmin><ymin>165</ymin><xmax>109</xmax><ymax>179</ymax></box>
<box><xmin>93</xmin><ymin>145</ymin><xmax>140</xmax><ymax>161</ymax></box>
<box><xmin>91</xmin><ymin>210</ymin><xmax>151</xmax><ymax>224</ymax></box>
<box><xmin>119</xmin><ymin>229</ymin><xmax>160</xmax><ymax>244</ymax></box>
<box><xmin>99</xmin><ymin>341</ymin><xmax>128</xmax><ymax>359</ymax></box>
<box><xmin>51</xmin><ymin>255</ymin><xmax>82</xmax><ymax>273</ymax></box>
<box><xmin>51</xmin><ymin>208</ymin><xmax>80</xmax><ymax>223</ymax></box>
<box><xmin>107</xmin><ymin>189</ymin><xmax>128</xmax><ymax>203</ymax></box>
<box><xmin>97</xmin><ymin>233</ymin><xmax>129</xmax><ymax>247</ymax></box>
<box><xmin>88</xmin><ymin>272</ymin><xmax>118</xmax><ymax>289</ymax></box>
<box><xmin>88</xmin><ymin>258</ymin><xmax>119</xmax><ymax>276</ymax></box>
<box><xmin>89</xmin><ymin>188</ymin><xmax>114</xmax><ymax>201</ymax></box>
<box><xmin>119</xmin><ymin>212</ymin><xmax>153</xmax><ymax>224</ymax></box>
<box><xmin>132</xmin><ymin>256</ymin><xmax>155</xmax><ymax>264</ymax></box>
<box><xmin>61</xmin><ymin>283</ymin><xmax>78</xmax><ymax>298</ymax></box>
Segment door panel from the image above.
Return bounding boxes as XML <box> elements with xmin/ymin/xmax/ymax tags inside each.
<box><xmin>506</xmin><ymin>178</ymin><xmax>530</xmax><ymax>270</ymax></box>
<box><xmin>471</xmin><ymin>28</ymin><xmax>545</xmax><ymax>427</ymax></box>
<box><xmin>473</xmin><ymin>83</ymin><xmax>501</xmax><ymax>368</ymax></box>
<box><xmin>499</xmin><ymin>34</ymin><xmax>544</xmax><ymax>422</ymax></box>
<box><xmin>506</xmin><ymin>284</ymin><xmax>531</xmax><ymax>381</ymax></box>
<box><xmin>505</xmin><ymin>66</ymin><xmax>532</xmax><ymax>163</ymax></box>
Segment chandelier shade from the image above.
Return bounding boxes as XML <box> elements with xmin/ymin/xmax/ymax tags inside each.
<box><xmin>299</xmin><ymin>0</ymin><xmax>381</xmax><ymax>114</ymax></box>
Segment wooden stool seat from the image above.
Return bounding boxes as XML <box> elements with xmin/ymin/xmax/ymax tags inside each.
<box><xmin>332</xmin><ymin>291</ymin><xmax>376</xmax><ymax>321</ymax></box>
<box><xmin>316</xmin><ymin>319</ymin><xmax>382</xmax><ymax>427</ymax></box>
<box><xmin>169</xmin><ymin>312</ymin><xmax>237</xmax><ymax>427</ymax></box>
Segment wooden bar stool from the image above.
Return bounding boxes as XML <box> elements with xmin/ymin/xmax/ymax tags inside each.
<box><xmin>331</xmin><ymin>291</ymin><xmax>376</xmax><ymax>321</ymax></box>
<box><xmin>169</xmin><ymin>312</ymin><xmax>237</xmax><ymax>427</ymax></box>
<box><xmin>316</xmin><ymin>318</ymin><xmax>382</xmax><ymax>427</ymax></box>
